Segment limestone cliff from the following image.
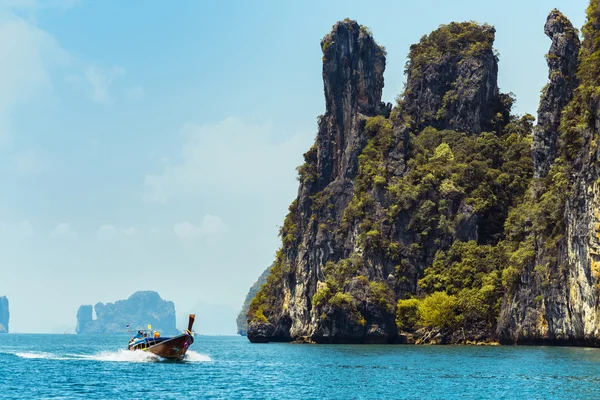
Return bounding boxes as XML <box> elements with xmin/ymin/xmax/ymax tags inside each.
<box><xmin>531</xmin><ymin>10</ymin><xmax>580</xmax><ymax>179</ymax></box>
<box><xmin>402</xmin><ymin>23</ymin><xmax>508</xmax><ymax>135</ymax></box>
<box><xmin>76</xmin><ymin>291</ymin><xmax>178</xmax><ymax>335</ymax></box>
<box><xmin>248</xmin><ymin>19</ymin><xmax>394</xmax><ymax>343</ymax></box>
<box><xmin>237</xmin><ymin>266</ymin><xmax>272</xmax><ymax>335</ymax></box>
<box><xmin>76</xmin><ymin>304</ymin><xmax>93</xmax><ymax>334</ymax></box>
<box><xmin>498</xmin><ymin>4</ymin><xmax>600</xmax><ymax>345</ymax></box>
<box><xmin>247</xmin><ymin>19</ymin><xmax>528</xmax><ymax>344</ymax></box>
<box><xmin>248</xmin><ymin>4</ymin><xmax>600</xmax><ymax>346</ymax></box>
<box><xmin>0</xmin><ymin>296</ymin><xmax>8</xmax><ymax>333</ymax></box>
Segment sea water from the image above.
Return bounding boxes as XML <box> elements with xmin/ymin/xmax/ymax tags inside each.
<box><xmin>1</xmin><ymin>334</ymin><xmax>600</xmax><ymax>399</ymax></box>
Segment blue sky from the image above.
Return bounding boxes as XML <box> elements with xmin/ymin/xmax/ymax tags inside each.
<box><xmin>0</xmin><ymin>0</ymin><xmax>588</xmax><ymax>333</ymax></box>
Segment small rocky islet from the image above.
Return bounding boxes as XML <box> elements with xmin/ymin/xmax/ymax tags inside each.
<box><xmin>236</xmin><ymin>265</ymin><xmax>271</xmax><ymax>336</ymax></box>
<box><xmin>241</xmin><ymin>2</ymin><xmax>600</xmax><ymax>346</ymax></box>
<box><xmin>0</xmin><ymin>296</ymin><xmax>8</xmax><ymax>333</ymax></box>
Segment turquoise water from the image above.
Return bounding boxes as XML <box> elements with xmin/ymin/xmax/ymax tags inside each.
<box><xmin>2</xmin><ymin>335</ymin><xmax>600</xmax><ymax>399</ymax></box>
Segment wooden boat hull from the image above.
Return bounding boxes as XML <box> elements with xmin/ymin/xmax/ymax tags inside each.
<box><xmin>127</xmin><ymin>314</ymin><xmax>196</xmax><ymax>361</ymax></box>
<box><xmin>129</xmin><ymin>334</ymin><xmax>194</xmax><ymax>360</ymax></box>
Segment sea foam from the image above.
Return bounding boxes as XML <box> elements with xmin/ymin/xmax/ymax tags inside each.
<box><xmin>13</xmin><ymin>349</ymin><xmax>212</xmax><ymax>363</ymax></box>
<box><xmin>15</xmin><ymin>351</ymin><xmax>68</xmax><ymax>360</ymax></box>
<box><xmin>183</xmin><ymin>350</ymin><xmax>212</xmax><ymax>362</ymax></box>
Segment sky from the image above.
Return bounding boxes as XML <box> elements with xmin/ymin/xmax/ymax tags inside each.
<box><xmin>0</xmin><ymin>0</ymin><xmax>589</xmax><ymax>333</ymax></box>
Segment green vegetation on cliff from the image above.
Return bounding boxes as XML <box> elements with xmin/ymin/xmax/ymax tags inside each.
<box><xmin>406</xmin><ymin>21</ymin><xmax>495</xmax><ymax>77</ymax></box>
<box><xmin>246</xmin><ymin>3</ymin><xmax>600</xmax><ymax>345</ymax></box>
<box><xmin>500</xmin><ymin>2</ymin><xmax>599</xmax><ymax>290</ymax></box>
<box><xmin>248</xmin><ymin>249</ymin><xmax>288</xmax><ymax>323</ymax></box>
<box><xmin>248</xmin><ymin>18</ymin><xmax>534</xmax><ymax>339</ymax></box>
<box><xmin>336</xmin><ymin>112</ymin><xmax>533</xmax><ymax>332</ymax></box>
<box><xmin>559</xmin><ymin>1</ymin><xmax>600</xmax><ymax>165</ymax></box>
<box><xmin>237</xmin><ymin>265</ymin><xmax>272</xmax><ymax>335</ymax></box>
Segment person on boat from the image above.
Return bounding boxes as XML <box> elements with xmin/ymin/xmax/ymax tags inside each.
<box><xmin>154</xmin><ymin>331</ymin><xmax>160</xmax><ymax>338</ymax></box>
<box><xmin>134</xmin><ymin>330</ymin><xmax>143</xmax><ymax>339</ymax></box>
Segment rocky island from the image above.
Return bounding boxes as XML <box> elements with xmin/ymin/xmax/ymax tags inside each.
<box><xmin>244</xmin><ymin>2</ymin><xmax>600</xmax><ymax>346</ymax></box>
<box><xmin>237</xmin><ymin>266</ymin><xmax>271</xmax><ymax>336</ymax></box>
<box><xmin>0</xmin><ymin>296</ymin><xmax>8</xmax><ymax>333</ymax></box>
<box><xmin>76</xmin><ymin>291</ymin><xmax>178</xmax><ymax>335</ymax></box>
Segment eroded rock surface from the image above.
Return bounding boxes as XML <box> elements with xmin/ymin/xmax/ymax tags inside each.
<box><xmin>532</xmin><ymin>9</ymin><xmax>580</xmax><ymax>179</ymax></box>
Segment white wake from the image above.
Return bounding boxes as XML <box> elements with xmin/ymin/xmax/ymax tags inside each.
<box><xmin>71</xmin><ymin>349</ymin><xmax>161</xmax><ymax>363</ymax></box>
<box><xmin>183</xmin><ymin>350</ymin><xmax>212</xmax><ymax>362</ymax></box>
<box><xmin>13</xmin><ymin>349</ymin><xmax>212</xmax><ymax>363</ymax></box>
<box><xmin>14</xmin><ymin>351</ymin><xmax>69</xmax><ymax>360</ymax></box>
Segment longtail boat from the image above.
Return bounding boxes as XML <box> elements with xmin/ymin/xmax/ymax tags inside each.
<box><xmin>127</xmin><ymin>314</ymin><xmax>195</xmax><ymax>360</ymax></box>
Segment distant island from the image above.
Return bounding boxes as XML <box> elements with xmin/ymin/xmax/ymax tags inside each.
<box><xmin>0</xmin><ymin>296</ymin><xmax>8</xmax><ymax>333</ymax></box>
<box><xmin>237</xmin><ymin>266</ymin><xmax>272</xmax><ymax>335</ymax></box>
<box><xmin>76</xmin><ymin>291</ymin><xmax>178</xmax><ymax>335</ymax></box>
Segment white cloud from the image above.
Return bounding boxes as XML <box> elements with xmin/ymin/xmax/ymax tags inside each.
<box><xmin>0</xmin><ymin>12</ymin><xmax>70</xmax><ymax>140</ymax></box>
<box><xmin>123</xmin><ymin>227</ymin><xmax>137</xmax><ymax>236</ymax></box>
<box><xmin>173</xmin><ymin>221</ymin><xmax>198</xmax><ymax>238</ymax></box>
<box><xmin>97</xmin><ymin>224</ymin><xmax>116</xmax><ymax>239</ymax></box>
<box><xmin>173</xmin><ymin>214</ymin><xmax>226</xmax><ymax>239</ymax></box>
<box><xmin>97</xmin><ymin>225</ymin><xmax>139</xmax><ymax>238</ymax></box>
<box><xmin>18</xmin><ymin>220</ymin><xmax>34</xmax><ymax>237</ymax></box>
<box><xmin>13</xmin><ymin>149</ymin><xmax>45</xmax><ymax>174</ymax></box>
<box><xmin>0</xmin><ymin>0</ymin><xmax>37</xmax><ymax>10</ymax></box>
<box><xmin>144</xmin><ymin>117</ymin><xmax>311</xmax><ymax>203</ymax></box>
<box><xmin>0</xmin><ymin>0</ymin><xmax>81</xmax><ymax>11</ymax></box>
<box><xmin>0</xmin><ymin>219</ymin><xmax>34</xmax><ymax>237</ymax></box>
<box><xmin>84</xmin><ymin>65</ymin><xmax>126</xmax><ymax>104</ymax></box>
<box><xmin>123</xmin><ymin>85</ymin><xmax>145</xmax><ymax>101</ymax></box>
<box><xmin>200</xmin><ymin>214</ymin><xmax>226</xmax><ymax>235</ymax></box>
<box><xmin>0</xmin><ymin>7</ymin><xmax>136</xmax><ymax>147</ymax></box>
<box><xmin>50</xmin><ymin>222</ymin><xmax>76</xmax><ymax>238</ymax></box>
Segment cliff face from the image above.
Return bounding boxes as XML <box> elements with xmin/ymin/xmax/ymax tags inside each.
<box><xmin>237</xmin><ymin>266</ymin><xmax>272</xmax><ymax>335</ymax></box>
<box><xmin>402</xmin><ymin>23</ymin><xmax>508</xmax><ymax>135</ymax></box>
<box><xmin>76</xmin><ymin>291</ymin><xmax>178</xmax><ymax>335</ymax></box>
<box><xmin>76</xmin><ymin>304</ymin><xmax>93</xmax><ymax>334</ymax></box>
<box><xmin>531</xmin><ymin>10</ymin><xmax>581</xmax><ymax>179</ymax></box>
<box><xmin>317</xmin><ymin>21</ymin><xmax>390</xmax><ymax>189</ymax></box>
<box><xmin>248</xmin><ymin>4</ymin><xmax>600</xmax><ymax>346</ymax></box>
<box><xmin>248</xmin><ymin>19</ymin><xmax>395</xmax><ymax>344</ymax></box>
<box><xmin>0</xmin><ymin>296</ymin><xmax>8</xmax><ymax>333</ymax></box>
<box><xmin>247</xmin><ymin>19</ymin><xmax>530</xmax><ymax>344</ymax></box>
<box><xmin>498</xmin><ymin>5</ymin><xmax>600</xmax><ymax>345</ymax></box>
